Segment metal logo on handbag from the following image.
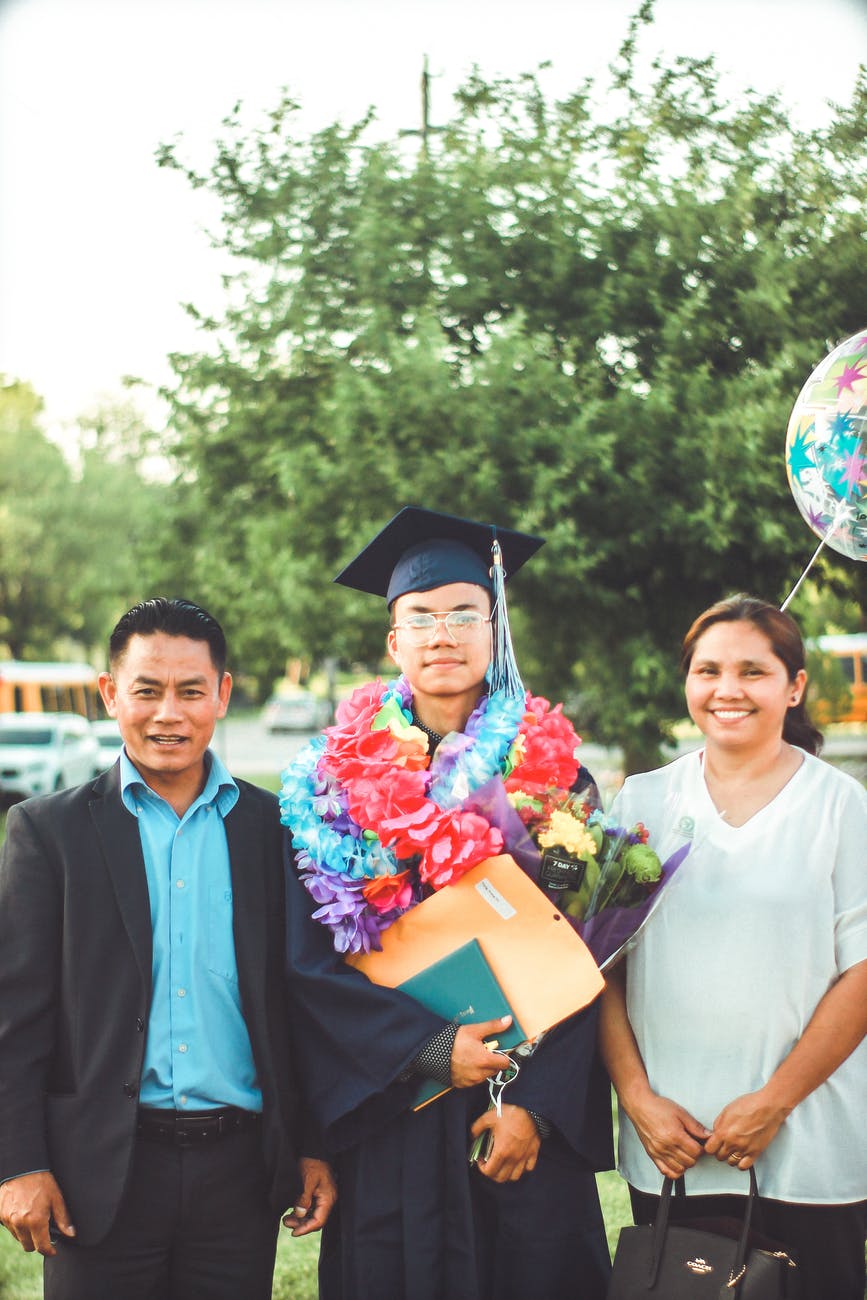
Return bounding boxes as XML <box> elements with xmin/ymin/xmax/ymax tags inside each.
<box><xmin>685</xmin><ymin>1258</ymin><xmax>713</xmax><ymax>1276</ymax></box>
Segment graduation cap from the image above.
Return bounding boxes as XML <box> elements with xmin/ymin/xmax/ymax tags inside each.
<box><xmin>334</xmin><ymin>506</ymin><xmax>545</xmax><ymax>699</ymax></box>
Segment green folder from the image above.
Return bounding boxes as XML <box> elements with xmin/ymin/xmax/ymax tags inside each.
<box><xmin>398</xmin><ymin>938</ymin><xmax>526</xmax><ymax>1109</ymax></box>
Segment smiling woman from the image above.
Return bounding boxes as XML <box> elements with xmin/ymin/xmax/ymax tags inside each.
<box><xmin>683</xmin><ymin>619</ymin><xmax>808</xmax><ymax>827</ymax></box>
<box><xmin>601</xmin><ymin>594</ymin><xmax>867</xmax><ymax>1300</ymax></box>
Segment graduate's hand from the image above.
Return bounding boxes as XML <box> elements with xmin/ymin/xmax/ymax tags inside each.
<box><xmin>450</xmin><ymin>1017</ymin><xmax>513</xmax><ymax>1088</ymax></box>
<box><xmin>0</xmin><ymin>1171</ymin><xmax>75</xmax><ymax>1256</ymax></box>
<box><xmin>705</xmin><ymin>1088</ymin><xmax>787</xmax><ymax>1171</ymax></box>
<box><xmin>626</xmin><ymin>1088</ymin><xmax>710</xmax><ymax>1181</ymax></box>
<box><xmin>470</xmin><ymin>1104</ymin><xmax>540</xmax><ymax>1183</ymax></box>
<box><xmin>282</xmin><ymin>1157</ymin><xmax>338</xmax><ymax>1236</ymax></box>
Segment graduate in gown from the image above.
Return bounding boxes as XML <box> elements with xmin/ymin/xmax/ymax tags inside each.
<box><xmin>282</xmin><ymin>508</ymin><xmax>613</xmax><ymax>1300</ymax></box>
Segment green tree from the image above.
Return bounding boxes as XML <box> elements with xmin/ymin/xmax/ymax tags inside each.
<box><xmin>67</xmin><ymin>400</ymin><xmax>187</xmax><ymax>639</ymax></box>
<box><xmin>158</xmin><ymin>4</ymin><xmax>867</xmax><ymax>768</ymax></box>
<box><xmin>0</xmin><ymin>381</ymin><xmax>194</xmax><ymax>664</ymax></box>
<box><xmin>0</xmin><ymin>379</ymin><xmax>83</xmax><ymax>658</ymax></box>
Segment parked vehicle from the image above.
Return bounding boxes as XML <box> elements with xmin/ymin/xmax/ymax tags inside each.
<box><xmin>807</xmin><ymin>633</ymin><xmax>867</xmax><ymax>725</ymax></box>
<box><xmin>0</xmin><ymin>661</ymin><xmax>101</xmax><ymax>718</ymax></box>
<box><xmin>0</xmin><ymin>712</ymin><xmax>102</xmax><ymax>805</ymax></box>
<box><xmin>262</xmin><ymin>690</ymin><xmax>332</xmax><ymax>733</ymax></box>
<box><xmin>91</xmin><ymin>718</ymin><xmax>124</xmax><ymax>767</ymax></box>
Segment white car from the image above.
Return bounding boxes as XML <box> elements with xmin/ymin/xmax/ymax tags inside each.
<box><xmin>91</xmin><ymin>717</ymin><xmax>124</xmax><ymax>768</ymax></box>
<box><xmin>262</xmin><ymin>692</ymin><xmax>332</xmax><ymax>733</ymax></box>
<box><xmin>0</xmin><ymin>712</ymin><xmax>102</xmax><ymax>804</ymax></box>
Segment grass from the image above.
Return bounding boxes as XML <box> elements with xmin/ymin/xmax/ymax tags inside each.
<box><xmin>0</xmin><ymin>1170</ymin><xmax>631</xmax><ymax>1299</ymax></box>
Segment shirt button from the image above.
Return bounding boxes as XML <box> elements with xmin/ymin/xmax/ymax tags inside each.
<box><xmin>178</xmin><ymin>1043</ymin><xmax>188</xmax><ymax>1054</ymax></box>
<box><xmin>177</xmin><ymin>988</ymin><xmax>186</xmax><ymax>998</ymax></box>
<box><xmin>180</xmin><ymin>1095</ymin><xmax>188</xmax><ymax>1105</ymax></box>
<box><xmin>176</xmin><ymin>880</ymin><xmax>185</xmax><ymax>889</ymax></box>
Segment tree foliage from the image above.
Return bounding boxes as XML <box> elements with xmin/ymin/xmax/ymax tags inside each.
<box><xmin>0</xmin><ymin>380</ymin><xmax>78</xmax><ymax>658</ymax></box>
<box><xmin>0</xmin><ymin>381</ymin><xmax>189</xmax><ymax>663</ymax></box>
<box><xmin>157</xmin><ymin>5</ymin><xmax>867</xmax><ymax>769</ymax></box>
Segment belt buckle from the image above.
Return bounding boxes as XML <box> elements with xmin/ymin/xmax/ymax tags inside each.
<box><xmin>174</xmin><ymin>1121</ymin><xmax>194</xmax><ymax>1147</ymax></box>
<box><xmin>175</xmin><ymin>1113</ymin><xmax>216</xmax><ymax>1146</ymax></box>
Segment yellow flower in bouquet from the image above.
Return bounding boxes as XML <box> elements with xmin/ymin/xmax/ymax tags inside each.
<box><xmin>537</xmin><ymin>811</ymin><xmax>599</xmax><ymax>860</ymax></box>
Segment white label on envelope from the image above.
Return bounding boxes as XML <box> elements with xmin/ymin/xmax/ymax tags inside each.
<box><xmin>475</xmin><ymin>877</ymin><xmax>516</xmax><ymax>919</ymax></box>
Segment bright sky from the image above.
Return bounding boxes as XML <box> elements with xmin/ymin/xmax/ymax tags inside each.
<box><xmin>1</xmin><ymin>0</ymin><xmax>865</xmax><ymax>439</ymax></box>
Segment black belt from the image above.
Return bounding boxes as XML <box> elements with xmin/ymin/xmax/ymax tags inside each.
<box><xmin>136</xmin><ymin>1105</ymin><xmax>262</xmax><ymax>1146</ymax></box>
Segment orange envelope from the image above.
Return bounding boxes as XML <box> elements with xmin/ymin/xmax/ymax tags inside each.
<box><xmin>346</xmin><ymin>854</ymin><xmax>604</xmax><ymax>1040</ymax></box>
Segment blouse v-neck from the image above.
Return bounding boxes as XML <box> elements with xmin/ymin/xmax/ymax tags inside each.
<box><xmin>695</xmin><ymin>745</ymin><xmax>808</xmax><ymax>835</ymax></box>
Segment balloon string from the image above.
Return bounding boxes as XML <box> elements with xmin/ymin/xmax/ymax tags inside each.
<box><xmin>780</xmin><ymin>499</ymin><xmax>848</xmax><ymax>612</ymax></box>
<box><xmin>780</xmin><ymin>534</ymin><xmax>830</xmax><ymax>611</ymax></box>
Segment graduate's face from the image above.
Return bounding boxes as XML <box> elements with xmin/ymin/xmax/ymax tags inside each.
<box><xmin>684</xmin><ymin>620</ymin><xmax>805</xmax><ymax>753</ymax></box>
<box><xmin>387</xmin><ymin>582</ymin><xmax>492</xmax><ymax>706</ymax></box>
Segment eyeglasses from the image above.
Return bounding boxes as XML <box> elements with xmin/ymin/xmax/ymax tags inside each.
<box><xmin>391</xmin><ymin>610</ymin><xmax>492</xmax><ymax>646</ymax></box>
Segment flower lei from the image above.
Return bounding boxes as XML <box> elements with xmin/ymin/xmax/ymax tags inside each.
<box><xmin>280</xmin><ymin>675</ymin><xmax>581</xmax><ymax>954</ymax></box>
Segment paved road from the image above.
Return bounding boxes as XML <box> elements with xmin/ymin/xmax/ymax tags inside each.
<box><xmin>211</xmin><ymin>716</ymin><xmax>315</xmax><ymax>780</ymax></box>
<box><xmin>213</xmin><ymin>716</ymin><xmax>867</xmax><ymax>793</ymax></box>
<box><xmin>212</xmin><ymin>717</ymin><xmax>631</xmax><ymax>785</ymax></box>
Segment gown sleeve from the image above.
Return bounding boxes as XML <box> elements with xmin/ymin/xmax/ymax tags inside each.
<box><xmin>505</xmin><ymin>1002</ymin><xmax>613</xmax><ymax>1169</ymax></box>
<box><xmin>283</xmin><ymin>833</ymin><xmax>447</xmax><ymax>1152</ymax></box>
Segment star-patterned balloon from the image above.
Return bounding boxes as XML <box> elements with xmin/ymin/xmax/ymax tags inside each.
<box><xmin>785</xmin><ymin>329</ymin><xmax>867</xmax><ymax>562</ymax></box>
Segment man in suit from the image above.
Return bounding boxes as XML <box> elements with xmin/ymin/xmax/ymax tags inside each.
<box><xmin>0</xmin><ymin>598</ymin><xmax>336</xmax><ymax>1300</ymax></box>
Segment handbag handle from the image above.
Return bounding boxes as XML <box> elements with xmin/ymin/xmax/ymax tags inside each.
<box><xmin>649</xmin><ymin>1166</ymin><xmax>759</xmax><ymax>1297</ymax></box>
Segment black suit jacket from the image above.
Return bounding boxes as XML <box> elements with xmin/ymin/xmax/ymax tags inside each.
<box><xmin>0</xmin><ymin>763</ymin><xmax>302</xmax><ymax>1245</ymax></box>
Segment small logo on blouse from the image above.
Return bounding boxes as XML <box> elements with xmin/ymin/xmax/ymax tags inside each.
<box><xmin>674</xmin><ymin>815</ymin><xmax>695</xmax><ymax>839</ymax></box>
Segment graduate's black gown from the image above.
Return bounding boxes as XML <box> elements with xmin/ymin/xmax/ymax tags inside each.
<box><xmin>284</xmin><ymin>828</ymin><xmax>614</xmax><ymax>1300</ymax></box>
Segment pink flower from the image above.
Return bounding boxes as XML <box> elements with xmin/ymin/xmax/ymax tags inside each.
<box><xmin>510</xmin><ymin>696</ymin><xmax>580</xmax><ymax>789</ymax></box>
<box><xmin>326</xmin><ymin>728</ymin><xmax>391</xmax><ymax>781</ymax></box>
<box><xmin>419</xmin><ymin>811</ymin><xmax>504</xmax><ymax>889</ymax></box>
<box><xmin>346</xmin><ymin>769</ymin><xmax>435</xmax><ymax>855</ymax></box>
<box><xmin>334</xmin><ymin>679</ymin><xmax>385</xmax><ymax>728</ymax></box>
<box><xmin>327</xmin><ymin>682</ymin><xmax>429</xmax><ymax>781</ymax></box>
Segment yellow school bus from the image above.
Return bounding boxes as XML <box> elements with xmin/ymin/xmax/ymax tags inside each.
<box><xmin>0</xmin><ymin>661</ymin><xmax>102</xmax><ymax>719</ymax></box>
<box><xmin>808</xmin><ymin>635</ymin><xmax>867</xmax><ymax>725</ymax></box>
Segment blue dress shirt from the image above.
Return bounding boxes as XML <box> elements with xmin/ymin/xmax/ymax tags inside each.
<box><xmin>120</xmin><ymin>749</ymin><xmax>263</xmax><ymax>1112</ymax></box>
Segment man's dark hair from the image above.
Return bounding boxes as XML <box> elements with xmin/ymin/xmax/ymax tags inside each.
<box><xmin>108</xmin><ymin>598</ymin><xmax>228</xmax><ymax>676</ymax></box>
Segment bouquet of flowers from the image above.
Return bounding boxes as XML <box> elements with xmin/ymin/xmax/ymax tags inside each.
<box><xmin>505</xmin><ymin>784</ymin><xmax>689</xmax><ymax>969</ymax></box>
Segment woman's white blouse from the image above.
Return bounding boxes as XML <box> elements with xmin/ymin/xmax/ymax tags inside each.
<box><xmin>610</xmin><ymin>748</ymin><xmax>867</xmax><ymax>1203</ymax></box>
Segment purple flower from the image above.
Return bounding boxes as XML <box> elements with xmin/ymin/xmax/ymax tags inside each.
<box><xmin>331</xmin><ymin>810</ymin><xmax>363</xmax><ymax>837</ymax></box>
<box><xmin>312</xmin><ymin>772</ymin><xmax>345</xmax><ymax>820</ymax></box>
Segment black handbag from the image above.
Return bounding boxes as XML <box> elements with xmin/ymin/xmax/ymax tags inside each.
<box><xmin>607</xmin><ymin>1168</ymin><xmax>799</xmax><ymax>1298</ymax></box>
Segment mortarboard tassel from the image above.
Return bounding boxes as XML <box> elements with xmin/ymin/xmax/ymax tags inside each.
<box><xmin>488</xmin><ymin>535</ymin><xmax>526</xmax><ymax>701</ymax></box>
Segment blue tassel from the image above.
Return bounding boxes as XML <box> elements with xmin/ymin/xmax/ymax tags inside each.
<box><xmin>488</xmin><ymin>535</ymin><xmax>525</xmax><ymax>701</ymax></box>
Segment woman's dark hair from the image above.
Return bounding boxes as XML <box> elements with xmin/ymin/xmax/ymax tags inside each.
<box><xmin>680</xmin><ymin>594</ymin><xmax>823</xmax><ymax>756</ymax></box>
<box><xmin>108</xmin><ymin>598</ymin><xmax>227</xmax><ymax>676</ymax></box>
